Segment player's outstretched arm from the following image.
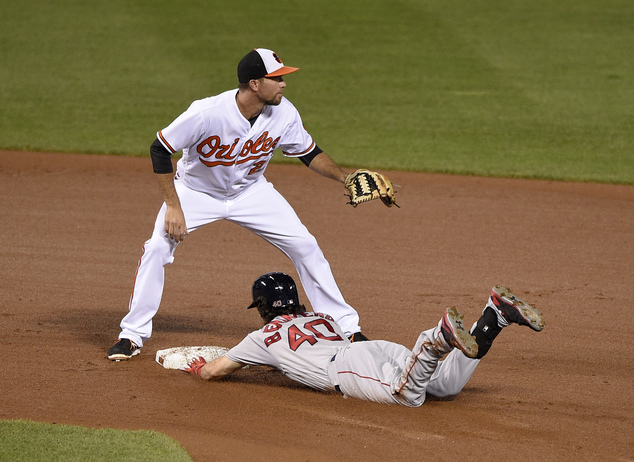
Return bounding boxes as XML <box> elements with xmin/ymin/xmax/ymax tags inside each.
<box><xmin>306</xmin><ymin>152</ymin><xmax>347</xmax><ymax>184</ymax></box>
<box><xmin>184</xmin><ymin>355</ymin><xmax>245</xmax><ymax>381</ymax></box>
<box><xmin>201</xmin><ymin>356</ymin><xmax>245</xmax><ymax>381</ymax></box>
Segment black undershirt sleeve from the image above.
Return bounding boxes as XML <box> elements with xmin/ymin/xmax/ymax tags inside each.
<box><xmin>150</xmin><ymin>138</ymin><xmax>174</xmax><ymax>174</ymax></box>
<box><xmin>299</xmin><ymin>145</ymin><xmax>323</xmax><ymax>167</ymax></box>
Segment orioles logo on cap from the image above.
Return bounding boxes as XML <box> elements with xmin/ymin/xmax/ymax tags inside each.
<box><xmin>272</xmin><ymin>52</ymin><xmax>283</xmax><ymax>64</ymax></box>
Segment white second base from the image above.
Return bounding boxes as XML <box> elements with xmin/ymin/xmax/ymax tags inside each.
<box><xmin>155</xmin><ymin>345</ymin><xmax>230</xmax><ymax>370</ymax></box>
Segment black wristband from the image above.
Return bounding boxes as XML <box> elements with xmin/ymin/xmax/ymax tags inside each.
<box><xmin>299</xmin><ymin>145</ymin><xmax>323</xmax><ymax>167</ymax></box>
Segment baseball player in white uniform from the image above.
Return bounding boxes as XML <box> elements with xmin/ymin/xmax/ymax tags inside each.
<box><xmin>108</xmin><ymin>48</ymin><xmax>370</xmax><ymax>361</ymax></box>
<box><xmin>183</xmin><ymin>272</ymin><xmax>545</xmax><ymax>406</ymax></box>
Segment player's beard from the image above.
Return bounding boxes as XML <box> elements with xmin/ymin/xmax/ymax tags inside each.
<box><xmin>264</xmin><ymin>94</ymin><xmax>283</xmax><ymax>106</ymax></box>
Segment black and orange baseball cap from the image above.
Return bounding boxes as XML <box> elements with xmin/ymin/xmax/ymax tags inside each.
<box><xmin>237</xmin><ymin>48</ymin><xmax>299</xmax><ymax>83</ymax></box>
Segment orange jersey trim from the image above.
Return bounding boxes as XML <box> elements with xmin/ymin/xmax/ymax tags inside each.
<box><xmin>282</xmin><ymin>141</ymin><xmax>315</xmax><ymax>157</ymax></box>
<box><xmin>158</xmin><ymin>131</ymin><xmax>176</xmax><ymax>154</ymax></box>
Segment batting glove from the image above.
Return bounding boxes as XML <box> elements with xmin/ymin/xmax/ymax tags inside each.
<box><xmin>182</xmin><ymin>356</ymin><xmax>207</xmax><ymax>377</ymax></box>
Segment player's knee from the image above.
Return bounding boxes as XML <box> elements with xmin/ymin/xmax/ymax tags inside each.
<box><xmin>395</xmin><ymin>394</ymin><xmax>424</xmax><ymax>407</ymax></box>
<box><xmin>143</xmin><ymin>236</ymin><xmax>177</xmax><ymax>265</ymax></box>
<box><xmin>282</xmin><ymin>234</ymin><xmax>321</xmax><ymax>260</ymax></box>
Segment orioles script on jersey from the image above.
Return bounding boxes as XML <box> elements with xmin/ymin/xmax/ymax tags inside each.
<box><xmin>197</xmin><ymin>131</ymin><xmax>281</xmax><ymax>168</ymax></box>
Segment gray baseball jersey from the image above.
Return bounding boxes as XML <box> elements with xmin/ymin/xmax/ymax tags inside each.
<box><xmin>224</xmin><ymin>311</ymin><xmax>480</xmax><ymax>406</ymax></box>
<box><xmin>225</xmin><ymin>311</ymin><xmax>349</xmax><ymax>391</ymax></box>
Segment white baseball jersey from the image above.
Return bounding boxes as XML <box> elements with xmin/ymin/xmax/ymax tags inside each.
<box><xmin>157</xmin><ymin>89</ymin><xmax>315</xmax><ymax>199</ymax></box>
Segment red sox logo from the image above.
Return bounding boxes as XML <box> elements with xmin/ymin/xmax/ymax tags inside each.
<box><xmin>196</xmin><ymin>132</ymin><xmax>280</xmax><ymax>175</ymax></box>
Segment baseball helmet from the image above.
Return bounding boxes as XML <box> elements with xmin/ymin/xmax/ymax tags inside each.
<box><xmin>247</xmin><ymin>272</ymin><xmax>299</xmax><ymax>310</ymax></box>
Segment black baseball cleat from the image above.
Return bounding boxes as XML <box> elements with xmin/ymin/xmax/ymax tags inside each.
<box><xmin>489</xmin><ymin>285</ymin><xmax>545</xmax><ymax>332</ymax></box>
<box><xmin>440</xmin><ymin>307</ymin><xmax>478</xmax><ymax>359</ymax></box>
<box><xmin>348</xmin><ymin>332</ymin><xmax>370</xmax><ymax>342</ymax></box>
<box><xmin>107</xmin><ymin>338</ymin><xmax>141</xmax><ymax>361</ymax></box>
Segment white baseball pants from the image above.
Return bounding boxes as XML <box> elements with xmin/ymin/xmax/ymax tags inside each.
<box><xmin>119</xmin><ymin>178</ymin><xmax>361</xmax><ymax>346</ymax></box>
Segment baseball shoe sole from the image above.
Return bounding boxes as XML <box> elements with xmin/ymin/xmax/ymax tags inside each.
<box><xmin>107</xmin><ymin>338</ymin><xmax>141</xmax><ymax>361</ymax></box>
<box><xmin>441</xmin><ymin>307</ymin><xmax>478</xmax><ymax>359</ymax></box>
<box><xmin>490</xmin><ymin>285</ymin><xmax>545</xmax><ymax>332</ymax></box>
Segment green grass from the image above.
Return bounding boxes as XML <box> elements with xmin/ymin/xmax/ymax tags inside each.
<box><xmin>0</xmin><ymin>0</ymin><xmax>632</xmax><ymax>184</ymax></box>
<box><xmin>0</xmin><ymin>420</ymin><xmax>192</xmax><ymax>462</ymax></box>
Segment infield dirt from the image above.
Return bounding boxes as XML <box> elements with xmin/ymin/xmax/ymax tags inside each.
<box><xmin>1</xmin><ymin>151</ymin><xmax>632</xmax><ymax>461</ymax></box>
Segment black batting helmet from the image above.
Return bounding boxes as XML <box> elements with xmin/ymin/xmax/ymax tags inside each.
<box><xmin>247</xmin><ymin>272</ymin><xmax>299</xmax><ymax>310</ymax></box>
